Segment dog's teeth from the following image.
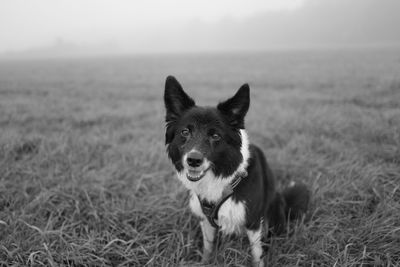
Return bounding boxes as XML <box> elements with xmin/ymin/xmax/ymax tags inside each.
<box><xmin>186</xmin><ymin>169</ymin><xmax>207</xmax><ymax>181</ymax></box>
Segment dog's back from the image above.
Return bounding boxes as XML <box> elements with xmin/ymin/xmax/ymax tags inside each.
<box><xmin>235</xmin><ymin>144</ymin><xmax>309</xmax><ymax>233</ymax></box>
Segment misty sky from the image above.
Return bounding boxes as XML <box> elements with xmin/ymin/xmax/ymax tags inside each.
<box><xmin>1</xmin><ymin>0</ymin><xmax>399</xmax><ymax>55</ymax></box>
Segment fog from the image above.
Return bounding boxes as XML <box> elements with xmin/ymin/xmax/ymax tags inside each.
<box><xmin>1</xmin><ymin>0</ymin><xmax>399</xmax><ymax>57</ymax></box>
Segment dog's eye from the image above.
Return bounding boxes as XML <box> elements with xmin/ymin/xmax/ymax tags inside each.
<box><xmin>181</xmin><ymin>128</ymin><xmax>190</xmax><ymax>137</ymax></box>
<box><xmin>211</xmin><ymin>133</ymin><xmax>221</xmax><ymax>141</ymax></box>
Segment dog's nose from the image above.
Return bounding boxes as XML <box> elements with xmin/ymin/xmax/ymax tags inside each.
<box><xmin>186</xmin><ymin>151</ymin><xmax>204</xmax><ymax>167</ymax></box>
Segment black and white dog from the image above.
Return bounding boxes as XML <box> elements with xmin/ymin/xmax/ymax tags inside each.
<box><xmin>164</xmin><ymin>76</ymin><xmax>309</xmax><ymax>266</ymax></box>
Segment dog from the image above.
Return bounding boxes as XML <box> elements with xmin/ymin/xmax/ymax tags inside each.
<box><xmin>163</xmin><ymin>76</ymin><xmax>310</xmax><ymax>266</ymax></box>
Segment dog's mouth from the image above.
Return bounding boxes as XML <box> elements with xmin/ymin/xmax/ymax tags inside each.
<box><xmin>186</xmin><ymin>167</ymin><xmax>210</xmax><ymax>182</ymax></box>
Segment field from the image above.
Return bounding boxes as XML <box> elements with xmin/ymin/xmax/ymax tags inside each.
<box><xmin>0</xmin><ymin>48</ymin><xmax>400</xmax><ymax>266</ymax></box>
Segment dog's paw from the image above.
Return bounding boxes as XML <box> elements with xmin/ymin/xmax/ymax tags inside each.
<box><xmin>201</xmin><ymin>250</ymin><xmax>213</xmax><ymax>264</ymax></box>
<box><xmin>252</xmin><ymin>258</ymin><xmax>266</xmax><ymax>267</ymax></box>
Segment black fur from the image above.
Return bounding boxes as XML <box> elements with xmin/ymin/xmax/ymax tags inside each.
<box><xmin>164</xmin><ymin>76</ymin><xmax>196</xmax><ymax>145</ymax></box>
<box><xmin>164</xmin><ymin>76</ymin><xmax>246</xmax><ymax>177</ymax></box>
<box><xmin>164</xmin><ymin>75</ymin><xmax>309</xmax><ymax>235</ymax></box>
<box><xmin>217</xmin><ymin>83</ymin><xmax>250</xmax><ymax>129</ymax></box>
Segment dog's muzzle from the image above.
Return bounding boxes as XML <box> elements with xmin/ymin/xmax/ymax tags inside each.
<box><xmin>185</xmin><ymin>151</ymin><xmax>210</xmax><ymax>182</ymax></box>
<box><xmin>186</xmin><ymin>166</ymin><xmax>211</xmax><ymax>182</ymax></box>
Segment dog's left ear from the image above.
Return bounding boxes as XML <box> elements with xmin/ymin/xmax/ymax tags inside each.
<box><xmin>217</xmin><ymin>84</ymin><xmax>250</xmax><ymax>129</ymax></box>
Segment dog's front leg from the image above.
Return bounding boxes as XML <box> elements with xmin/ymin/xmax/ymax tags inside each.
<box><xmin>200</xmin><ymin>219</ymin><xmax>216</xmax><ymax>262</ymax></box>
<box><xmin>246</xmin><ymin>227</ymin><xmax>265</xmax><ymax>267</ymax></box>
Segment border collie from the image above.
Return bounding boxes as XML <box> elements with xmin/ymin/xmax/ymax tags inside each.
<box><xmin>164</xmin><ymin>76</ymin><xmax>310</xmax><ymax>266</ymax></box>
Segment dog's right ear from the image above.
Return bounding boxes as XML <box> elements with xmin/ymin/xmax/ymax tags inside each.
<box><xmin>164</xmin><ymin>75</ymin><xmax>195</xmax><ymax>122</ymax></box>
<box><xmin>164</xmin><ymin>76</ymin><xmax>195</xmax><ymax>143</ymax></box>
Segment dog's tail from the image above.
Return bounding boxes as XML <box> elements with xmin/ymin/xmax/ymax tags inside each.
<box><xmin>267</xmin><ymin>182</ymin><xmax>310</xmax><ymax>234</ymax></box>
<box><xmin>282</xmin><ymin>181</ymin><xmax>310</xmax><ymax>221</ymax></box>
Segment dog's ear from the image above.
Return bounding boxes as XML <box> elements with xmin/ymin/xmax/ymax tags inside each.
<box><xmin>164</xmin><ymin>76</ymin><xmax>195</xmax><ymax>121</ymax></box>
<box><xmin>164</xmin><ymin>76</ymin><xmax>195</xmax><ymax>144</ymax></box>
<box><xmin>217</xmin><ymin>84</ymin><xmax>250</xmax><ymax>129</ymax></box>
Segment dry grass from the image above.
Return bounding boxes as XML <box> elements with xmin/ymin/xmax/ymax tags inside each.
<box><xmin>1</xmin><ymin>49</ymin><xmax>400</xmax><ymax>266</ymax></box>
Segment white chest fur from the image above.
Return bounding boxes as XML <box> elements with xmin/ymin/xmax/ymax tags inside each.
<box><xmin>179</xmin><ymin>129</ymin><xmax>250</xmax><ymax>234</ymax></box>
<box><xmin>189</xmin><ymin>191</ymin><xmax>247</xmax><ymax>234</ymax></box>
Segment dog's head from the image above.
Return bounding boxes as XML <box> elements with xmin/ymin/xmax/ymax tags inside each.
<box><xmin>164</xmin><ymin>76</ymin><xmax>250</xmax><ymax>182</ymax></box>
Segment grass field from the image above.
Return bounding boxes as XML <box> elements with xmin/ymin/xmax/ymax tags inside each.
<box><xmin>1</xmin><ymin>48</ymin><xmax>400</xmax><ymax>266</ymax></box>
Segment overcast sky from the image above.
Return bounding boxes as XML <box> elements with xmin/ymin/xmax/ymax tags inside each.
<box><xmin>1</xmin><ymin>0</ymin><xmax>399</xmax><ymax>56</ymax></box>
